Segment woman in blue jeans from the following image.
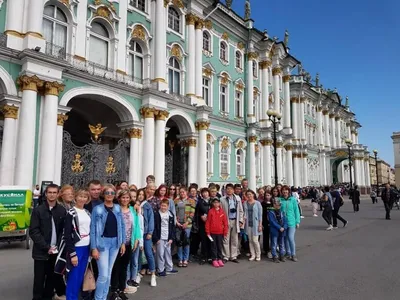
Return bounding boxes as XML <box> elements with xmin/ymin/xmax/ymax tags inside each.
<box><xmin>90</xmin><ymin>184</ymin><xmax>126</xmax><ymax>300</ymax></box>
<box><xmin>279</xmin><ymin>185</ymin><xmax>300</xmax><ymax>262</ymax></box>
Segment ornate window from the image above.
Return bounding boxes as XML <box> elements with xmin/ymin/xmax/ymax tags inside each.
<box><xmin>127</xmin><ymin>40</ymin><xmax>143</xmax><ymax>82</ymax></box>
<box><xmin>235</xmin><ymin>51</ymin><xmax>242</xmax><ymax>69</ymax></box>
<box><xmin>89</xmin><ymin>22</ymin><xmax>110</xmax><ymax>67</ymax></box>
<box><xmin>168</xmin><ymin>7</ymin><xmax>181</xmax><ymax>33</ymax></box>
<box><xmin>236</xmin><ymin>149</ymin><xmax>245</xmax><ymax>176</ymax></box>
<box><xmin>219</xmin><ymin>137</ymin><xmax>231</xmax><ymax>178</ymax></box>
<box><xmin>203</xmin><ymin>31</ymin><xmax>211</xmax><ymax>51</ymax></box>
<box><xmin>221</xmin><ymin>148</ymin><xmax>229</xmax><ymax>174</ymax></box>
<box><xmin>235</xmin><ymin>91</ymin><xmax>243</xmax><ymax>118</ymax></box>
<box><xmin>130</xmin><ymin>0</ymin><xmax>146</xmax><ymax>12</ymax></box>
<box><xmin>252</xmin><ymin>61</ymin><xmax>258</xmax><ymax>78</ymax></box>
<box><xmin>202</xmin><ymin>77</ymin><xmax>210</xmax><ymax>106</ymax></box>
<box><xmin>220</xmin><ymin>42</ymin><xmax>228</xmax><ymax>62</ymax></box>
<box><xmin>168</xmin><ymin>57</ymin><xmax>181</xmax><ymax>94</ymax></box>
<box><xmin>43</xmin><ymin>5</ymin><xmax>68</xmax><ymax>57</ymax></box>
<box><xmin>220</xmin><ymin>85</ymin><xmax>228</xmax><ymax>112</ymax></box>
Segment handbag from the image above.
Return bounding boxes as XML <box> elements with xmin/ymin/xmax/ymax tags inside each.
<box><xmin>82</xmin><ymin>259</ymin><xmax>96</xmax><ymax>292</ymax></box>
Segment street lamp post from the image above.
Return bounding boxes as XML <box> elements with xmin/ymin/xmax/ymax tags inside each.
<box><xmin>267</xmin><ymin>109</ymin><xmax>281</xmax><ymax>187</ymax></box>
<box><xmin>345</xmin><ymin>139</ymin><xmax>353</xmax><ymax>191</ymax></box>
<box><xmin>373</xmin><ymin>149</ymin><xmax>379</xmax><ymax>194</ymax></box>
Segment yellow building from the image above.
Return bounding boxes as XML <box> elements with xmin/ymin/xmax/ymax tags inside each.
<box><xmin>369</xmin><ymin>156</ymin><xmax>395</xmax><ymax>187</ymax></box>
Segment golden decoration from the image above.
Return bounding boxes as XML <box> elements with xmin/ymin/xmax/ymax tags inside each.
<box><xmin>16</xmin><ymin>75</ymin><xmax>44</xmax><ymax>92</ymax></box>
<box><xmin>195</xmin><ymin>121</ymin><xmax>210</xmax><ymax>131</ymax></box>
<box><xmin>322</xmin><ymin>110</ymin><xmax>329</xmax><ymax>115</ymax></box>
<box><xmin>44</xmin><ymin>81</ymin><xmax>65</xmax><ymax>96</ymax></box>
<box><xmin>204</xmin><ymin>20</ymin><xmax>213</xmax><ymax>30</ymax></box>
<box><xmin>195</xmin><ymin>19</ymin><xmax>204</xmax><ymax>30</ymax></box>
<box><xmin>316</xmin><ymin>106</ymin><xmax>322</xmax><ymax>112</ymax></box>
<box><xmin>207</xmin><ymin>133</ymin><xmax>212</xmax><ymax>143</ymax></box>
<box><xmin>1</xmin><ymin>105</ymin><xmax>19</xmax><ymax>119</ymax></box>
<box><xmin>172</xmin><ymin>0</ymin><xmax>184</xmax><ymax>9</ymax></box>
<box><xmin>221</xmin><ymin>138</ymin><xmax>230</xmax><ymax>149</ymax></box>
<box><xmin>132</xmin><ymin>25</ymin><xmax>146</xmax><ymax>41</ymax></box>
<box><xmin>300</xmin><ymin>97</ymin><xmax>306</xmax><ymax>103</ymax></box>
<box><xmin>221</xmin><ymin>32</ymin><xmax>229</xmax><ymax>41</ymax></box>
<box><xmin>220</xmin><ymin>174</ymin><xmax>229</xmax><ymax>180</ymax></box>
<box><xmin>255</xmin><ymin>144</ymin><xmax>260</xmax><ymax>153</ymax></box>
<box><xmin>272</xmin><ymin>67</ymin><xmax>282</xmax><ymax>76</ymax></box>
<box><xmin>282</xmin><ymin>75</ymin><xmax>291</xmax><ymax>83</ymax></box>
<box><xmin>276</xmin><ymin>141</ymin><xmax>284</xmax><ymax>148</ymax></box>
<box><xmin>89</xmin><ymin>123</ymin><xmax>107</xmax><ymax>142</ymax></box>
<box><xmin>95</xmin><ymin>6</ymin><xmax>111</xmax><ymax>21</ymax></box>
<box><xmin>236</xmin><ymin>140</ymin><xmax>244</xmax><ymax>149</ymax></box>
<box><xmin>236</xmin><ymin>82</ymin><xmax>244</xmax><ymax>91</ymax></box>
<box><xmin>335</xmin><ymin>116</ymin><xmax>341</xmax><ymax>121</ymax></box>
<box><xmin>105</xmin><ymin>156</ymin><xmax>116</xmax><ymax>175</ymax></box>
<box><xmin>248</xmin><ymin>136</ymin><xmax>257</xmax><ymax>143</ymax></box>
<box><xmin>269</xmin><ymin>47</ymin><xmax>275</xmax><ymax>59</ymax></box>
<box><xmin>171</xmin><ymin>44</ymin><xmax>182</xmax><ymax>60</ymax></box>
<box><xmin>187</xmin><ymin>138</ymin><xmax>197</xmax><ymax>147</ymax></box>
<box><xmin>155</xmin><ymin>110</ymin><xmax>170</xmax><ymax>121</ymax></box>
<box><xmin>59</xmin><ymin>0</ymin><xmax>70</xmax><ymax>6</ymax></box>
<box><xmin>168</xmin><ymin>140</ymin><xmax>176</xmax><ymax>151</ymax></box>
<box><xmin>220</xmin><ymin>73</ymin><xmax>229</xmax><ymax>85</ymax></box>
<box><xmin>126</xmin><ymin>128</ymin><xmax>142</xmax><ymax>139</ymax></box>
<box><xmin>94</xmin><ymin>0</ymin><xmax>102</xmax><ymax>5</ymax></box>
<box><xmin>334</xmin><ymin>150</ymin><xmax>348</xmax><ymax>158</ymax></box>
<box><xmin>237</xmin><ymin>42</ymin><xmax>245</xmax><ymax>50</ymax></box>
<box><xmin>290</xmin><ymin>97</ymin><xmax>300</xmax><ymax>103</ymax></box>
<box><xmin>203</xmin><ymin>67</ymin><xmax>213</xmax><ymax>78</ymax></box>
<box><xmin>269</xmin><ymin>93</ymin><xmax>273</xmax><ymax>103</ymax></box>
<box><xmin>260</xmin><ymin>139</ymin><xmax>272</xmax><ymax>146</ymax></box>
<box><xmin>329</xmin><ymin>113</ymin><xmax>335</xmax><ymax>118</ymax></box>
<box><xmin>109</xmin><ymin>3</ymin><xmax>117</xmax><ymax>13</ymax></box>
<box><xmin>164</xmin><ymin>0</ymin><xmax>170</xmax><ymax>7</ymax></box>
<box><xmin>253</xmin><ymin>87</ymin><xmax>259</xmax><ymax>98</ymax></box>
<box><xmin>185</xmin><ymin>13</ymin><xmax>196</xmax><ymax>25</ymax></box>
<box><xmin>57</xmin><ymin>114</ymin><xmax>68</xmax><ymax>126</ymax></box>
<box><xmin>247</xmin><ymin>52</ymin><xmax>258</xmax><ymax>61</ymax></box>
<box><xmin>140</xmin><ymin>107</ymin><xmax>155</xmax><ymax>118</ymax></box>
<box><xmin>259</xmin><ymin>60</ymin><xmax>271</xmax><ymax>69</ymax></box>
<box><xmin>71</xmin><ymin>154</ymin><xmax>84</xmax><ymax>173</ymax></box>
<box><xmin>284</xmin><ymin>144</ymin><xmax>293</xmax><ymax>151</ymax></box>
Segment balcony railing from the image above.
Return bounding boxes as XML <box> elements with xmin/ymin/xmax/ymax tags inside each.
<box><xmin>0</xmin><ymin>33</ymin><xmax>7</xmax><ymax>47</ymax></box>
<box><xmin>45</xmin><ymin>42</ymin><xmax>143</xmax><ymax>87</ymax></box>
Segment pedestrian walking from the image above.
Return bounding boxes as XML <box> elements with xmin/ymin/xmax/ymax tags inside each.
<box><xmin>370</xmin><ymin>190</ymin><xmax>377</xmax><ymax>204</ymax></box>
<box><xmin>352</xmin><ymin>186</ymin><xmax>360</xmax><ymax>212</ymax></box>
<box><xmin>381</xmin><ymin>183</ymin><xmax>396</xmax><ymax>220</ymax></box>
<box><xmin>331</xmin><ymin>187</ymin><xmax>348</xmax><ymax>228</ymax></box>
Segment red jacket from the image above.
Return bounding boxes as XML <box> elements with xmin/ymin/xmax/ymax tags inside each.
<box><xmin>205</xmin><ymin>207</ymin><xmax>228</xmax><ymax>236</ymax></box>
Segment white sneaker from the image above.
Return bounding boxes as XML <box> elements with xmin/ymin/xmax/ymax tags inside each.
<box><xmin>136</xmin><ymin>273</ymin><xmax>142</xmax><ymax>284</ymax></box>
<box><xmin>124</xmin><ymin>286</ymin><xmax>138</xmax><ymax>294</ymax></box>
<box><xmin>313</xmin><ymin>214</ymin><xmax>318</xmax><ymax>217</ymax></box>
<box><xmin>300</xmin><ymin>216</ymin><xmax>305</xmax><ymax>219</ymax></box>
<box><xmin>326</xmin><ymin>225</ymin><xmax>333</xmax><ymax>231</ymax></box>
<box><xmin>255</xmin><ymin>257</ymin><xmax>261</xmax><ymax>261</ymax></box>
<box><xmin>248</xmin><ymin>256</ymin><xmax>255</xmax><ymax>261</ymax></box>
<box><xmin>150</xmin><ymin>274</ymin><xmax>157</xmax><ymax>287</ymax></box>
<box><xmin>267</xmin><ymin>251</ymin><xmax>272</xmax><ymax>259</ymax></box>
<box><xmin>53</xmin><ymin>295</ymin><xmax>66</xmax><ymax>300</ymax></box>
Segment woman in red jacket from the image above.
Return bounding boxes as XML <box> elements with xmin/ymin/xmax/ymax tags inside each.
<box><xmin>205</xmin><ymin>197</ymin><xmax>228</xmax><ymax>268</ymax></box>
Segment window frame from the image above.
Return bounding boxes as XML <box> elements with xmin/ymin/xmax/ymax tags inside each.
<box><xmin>235</xmin><ymin>90</ymin><xmax>243</xmax><ymax>118</ymax></box>
<box><xmin>203</xmin><ymin>31</ymin><xmax>211</xmax><ymax>52</ymax></box>
<box><xmin>89</xmin><ymin>22</ymin><xmax>111</xmax><ymax>67</ymax></box>
<box><xmin>219</xmin><ymin>84</ymin><xmax>228</xmax><ymax>113</ymax></box>
<box><xmin>202</xmin><ymin>77</ymin><xmax>211</xmax><ymax>106</ymax></box>
<box><xmin>168</xmin><ymin>6</ymin><xmax>181</xmax><ymax>34</ymax></box>
<box><xmin>219</xmin><ymin>137</ymin><xmax>232</xmax><ymax>179</ymax></box>
<box><xmin>127</xmin><ymin>40</ymin><xmax>144</xmax><ymax>83</ymax></box>
<box><xmin>168</xmin><ymin>56</ymin><xmax>181</xmax><ymax>95</ymax></box>
<box><xmin>235</xmin><ymin>50</ymin><xmax>243</xmax><ymax>70</ymax></box>
<box><xmin>43</xmin><ymin>5</ymin><xmax>69</xmax><ymax>55</ymax></box>
<box><xmin>219</xmin><ymin>41</ymin><xmax>229</xmax><ymax>64</ymax></box>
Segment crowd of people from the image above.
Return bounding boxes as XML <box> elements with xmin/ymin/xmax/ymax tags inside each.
<box><xmin>30</xmin><ymin>176</ymin><xmax>398</xmax><ymax>300</ymax></box>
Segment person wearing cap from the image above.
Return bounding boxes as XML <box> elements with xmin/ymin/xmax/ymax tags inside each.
<box><xmin>268</xmin><ymin>198</ymin><xmax>288</xmax><ymax>263</ymax></box>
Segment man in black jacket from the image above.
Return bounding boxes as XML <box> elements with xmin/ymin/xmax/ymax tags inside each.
<box><xmin>29</xmin><ymin>184</ymin><xmax>66</xmax><ymax>300</ymax></box>
<box><xmin>381</xmin><ymin>183</ymin><xmax>396</xmax><ymax>220</ymax></box>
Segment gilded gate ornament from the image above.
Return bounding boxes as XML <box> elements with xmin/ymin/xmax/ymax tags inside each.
<box><xmin>71</xmin><ymin>154</ymin><xmax>84</xmax><ymax>173</ymax></box>
<box><xmin>105</xmin><ymin>156</ymin><xmax>116</xmax><ymax>174</ymax></box>
<box><xmin>89</xmin><ymin>123</ymin><xmax>107</xmax><ymax>142</ymax></box>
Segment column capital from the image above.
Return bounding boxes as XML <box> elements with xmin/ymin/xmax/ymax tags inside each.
<box><xmin>290</xmin><ymin>97</ymin><xmax>300</xmax><ymax>103</ymax></box>
<box><xmin>328</xmin><ymin>113</ymin><xmax>335</xmax><ymax>118</ymax></box>
<box><xmin>335</xmin><ymin>116</ymin><xmax>341</xmax><ymax>121</ymax></box>
<box><xmin>154</xmin><ymin>109</ymin><xmax>170</xmax><ymax>121</ymax></box>
<box><xmin>284</xmin><ymin>144</ymin><xmax>293</xmax><ymax>151</ymax></box>
<box><xmin>1</xmin><ymin>105</ymin><xmax>19</xmax><ymax>119</ymax></box>
<box><xmin>259</xmin><ymin>60</ymin><xmax>272</xmax><ymax>69</ymax></box>
<box><xmin>195</xmin><ymin>120</ymin><xmax>210</xmax><ymax>130</ymax></box>
<box><xmin>185</xmin><ymin>13</ymin><xmax>196</xmax><ymax>25</ymax></box>
<box><xmin>248</xmin><ymin>136</ymin><xmax>257</xmax><ymax>143</ymax></box>
<box><xmin>260</xmin><ymin>139</ymin><xmax>273</xmax><ymax>146</ymax></box>
<box><xmin>247</xmin><ymin>52</ymin><xmax>259</xmax><ymax>61</ymax></box>
<box><xmin>187</xmin><ymin>138</ymin><xmax>197</xmax><ymax>147</ymax></box>
<box><xmin>16</xmin><ymin>75</ymin><xmax>44</xmax><ymax>92</ymax></box>
<box><xmin>316</xmin><ymin>106</ymin><xmax>322</xmax><ymax>112</ymax></box>
<box><xmin>195</xmin><ymin>18</ymin><xmax>204</xmax><ymax>30</ymax></box>
<box><xmin>300</xmin><ymin>97</ymin><xmax>307</xmax><ymax>103</ymax></box>
<box><xmin>282</xmin><ymin>75</ymin><xmax>291</xmax><ymax>83</ymax></box>
<box><xmin>276</xmin><ymin>141</ymin><xmax>284</xmax><ymax>148</ymax></box>
<box><xmin>272</xmin><ymin>67</ymin><xmax>282</xmax><ymax>76</ymax></box>
<box><xmin>126</xmin><ymin>128</ymin><xmax>143</xmax><ymax>139</ymax></box>
<box><xmin>44</xmin><ymin>81</ymin><xmax>65</xmax><ymax>96</ymax></box>
<box><xmin>57</xmin><ymin>114</ymin><xmax>68</xmax><ymax>126</ymax></box>
<box><xmin>322</xmin><ymin>109</ymin><xmax>329</xmax><ymax>115</ymax></box>
<box><xmin>140</xmin><ymin>107</ymin><xmax>156</xmax><ymax>118</ymax></box>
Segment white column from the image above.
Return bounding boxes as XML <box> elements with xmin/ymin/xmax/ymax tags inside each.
<box><xmin>329</xmin><ymin>114</ymin><xmax>336</xmax><ymax>148</ymax></box>
<box><xmin>261</xmin><ymin>139</ymin><xmax>272</xmax><ymax>186</ymax></box>
<box><xmin>323</xmin><ymin>110</ymin><xmax>330</xmax><ymax>148</ymax></box>
<box><xmin>15</xmin><ymin>76</ymin><xmax>44</xmax><ymax>186</ymax></box>
<box><xmin>336</xmin><ymin>117</ymin><xmax>341</xmax><ymax>147</ymax></box>
<box><xmin>0</xmin><ymin>105</ymin><xmax>19</xmax><ymax>185</ymax></box>
<box><xmin>140</xmin><ymin>107</ymin><xmax>155</xmax><ymax>180</ymax></box>
<box><xmin>248</xmin><ymin>136</ymin><xmax>257</xmax><ymax>191</ymax></box>
<box><xmin>37</xmin><ymin>82</ymin><xmax>64</xmax><ymax>184</ymax></box>
<box><xmin>260</xmin><ymin>62</ymin><xmax>270</xmax><ymax>124</ymax></box>
<box><xmin>317</xmin><ymin>108</ymin><xmax>323</xmax><ymax>148</ymax></box>
<box><xmin>355</xmin><ymin>133</ymin><xmax>359</xmax><ymax>144</ymax></box>
<box><xmin>285</xmin><ymin>145</ymin><xmax>294</xmax><ymax>186</ymax></box>
<box><xmin>154</xmin><ymin>110</ymin><xmax>168</xmax><ymax>186</ymax></box>
<box><xmin>291</xmin><ymin>99</ymin><xmax>299</xmax><ymax>139</ymax></box>
<box><xmin>195</xmin><ymin>19</ymin><xmax>204</xmax><ymax>98</ymax></box>
<box><xmin>293</xmin><ymin>154</ymin><xmax>301</xmax><ymax>187</ymax></box>
<box><xmin>247</xmin><ymin>54</ymin><xmax>255</xmax><ymax>123</ymax></box>
<box><xmin>138</xmin><ymin>136</ymin><xmax>144</xmax><ymax>186</ymax></box>
<box><xmin>197</xmin><ymin>121</ymin><xmax>209</xmax><ymax>188</ymax></box>
<box><xmin>276</xmin><ymin>143</ymin><xmax>283</xmax><ymax>184</ymax></box>
<box><xmin>185</xmin><ymin>14</ymin><xmax>196</xmax><ymax>96</ymax></box>
<box><xmin>320</xmin><ymin>152</ymin><xmax>327</xmax><ymax>185</ymax></box>
<box><xmin>299</xmin><ymin>99</ymin><xmax>306</xmax><ymax>141</ymax></box>
<box><xmin>5</xmin><ymin>0</ymin><xmax>24</xmax><ymax>34</ymax></box>
<box><xmin>352</xmin><ymin>132</ymin><xmax>356</xmax><ymax>144</ymax></box>
<box><xmin>127</xmin><ymin>128</ymin><xmax>142</xmax><ymax>185</ymax></box>
<box><xmin>347</xmin><ymin>124</ymin><xmax>351</xmax><ymax>140</ymax></box>
<box><xmin>359</xmin><ymin>157</ymin><xmax>366</xmax><ymax>186</ymax></box>
<box><xmin>26</xmin><ymin>0</ymin><xmax>45</xmax><ymax>35</ymax></box>
<box><xmin>272</xmin><ymin>66</ymin><xmax>281</xmax><ymax>113</ymax></box>
<box><xmin>365</xmin><ymin>158</ymin><xmax>371</xmax><ymax>187</ymax></box>
<box><xmin>74</xmin><ymin>0</ymin><xmax>88</xmax><ymax>57</ymax></box>
<box><xmin>283</xmin><ymin>74</ymin><xmax>291</xmax><ymax>129</ymax></box>
<box><xmin>117</xmin><ymin>0</ymin><xmax>128</xmax><ymax>72</ymax></box>
<box><xmin>54</xmin><ymin>113</ymin><xmax>68</xmax><ymax>185</ymax></box>
<box><xmin>187</xmin><ymin>139</ymin><xmax>197</xmax><ymax>185</ymax></box>
<box><xmin>303</xmin><ymin>155</ymin><xmax>309</xmax><ymax>187</ymax></box>
<box><xmin>154</xmin><ymin>0</ymin><xmax>166</xmax><ymax>84</ymax></box>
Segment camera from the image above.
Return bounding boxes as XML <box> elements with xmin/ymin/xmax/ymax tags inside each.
<box><xmin>230</xmin><ymin>208</ymin><xmax>237</xmax><ymax>213</ymax></box>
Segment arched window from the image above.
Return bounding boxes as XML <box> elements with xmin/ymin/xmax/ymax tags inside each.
<box><xmin>127</xmin><ymin>40</ymin><xmax>143</xmax><ymax>83</ymax></box>
<box><xmin>220</xmin><ymin>147</ymin><xmax>229</xmax><ymax>175</ymax></box>
<box><xmin>130</xmin><ymin>0</ymin><xmax>146</xmax><ymax>12</ymax></box>
<box><xmin>89</xmin><ymin>22</ymin><xmax>110</xmax><ymax>66</ymax></box>
<box><xmin>236</xmin><ymin>149</ymin><xmax>243</xmax><ymax>176</ymax></box>
<box><xmin>235</xmin><ymin>51</ymin><xmax>242</xmax><ymax>69</ymax></box>
<box><xmin>253</xmin><ymin>61</ymin><xmax>258</xmax><ymax>77</ymax></box>
<box><xmin>203</xmin><ymin>31</ymin><xmax>211</xmax><ymax>51</ymax></box>
<box><xmin>168</xmin><ymin>57</ymin><xmax>181</xmax><ymax>94</ymax></box>
<box><xmin>207</xmin><ymin>144</ymin><xmax>213</xmax><ymax>174</ymax></box>
<box><xmin>43</xmin><ymin>5</ymin><xmax>68</xmax><ymax>57</ymax></box>
<box><xmin>168</xmin><ymin>7</ymin><xmax>180</xmax><ymax>33</ymax></box>
<box><xmin>220</xmin><ymin>42</ymin><xmax>227</xmax><ymax>61</ymax></box>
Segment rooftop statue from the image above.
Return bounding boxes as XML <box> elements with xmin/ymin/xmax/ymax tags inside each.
<box><xmin>226</xmin><ymin>0</ymin><xmax>232</xmax><ymax>9</ymax></box>
<box><xmin>244</xmin><ymin>0</ymin><xmax>251</xmax><ymax>20</ymax></box>
<box><xmin>284</xmin><ymin>29</ymin><xmax>289</xmax><ymax>46</ymax></box>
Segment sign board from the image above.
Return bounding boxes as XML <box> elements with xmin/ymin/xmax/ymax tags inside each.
<box><xmin>0</xmin><ymin>187</ymin><xmax>32</xmax><ymax>232</ymax></box>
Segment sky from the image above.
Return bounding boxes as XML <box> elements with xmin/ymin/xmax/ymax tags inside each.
<box><xmin>229</xmin><ymin>0</ymin><xmax>400</xmax><ymax>166</ymax></box>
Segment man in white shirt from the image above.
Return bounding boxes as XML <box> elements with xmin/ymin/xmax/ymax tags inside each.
<box><xmin>33</xmin><ymin>184</ymin><xmax>40</xmax><ymax>208</ymax></box>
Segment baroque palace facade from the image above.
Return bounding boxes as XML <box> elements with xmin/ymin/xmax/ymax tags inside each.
<box><xmin>0</xmin><ymin>0</ymin><xmax>371</xmax><ymax>192</ymax></box>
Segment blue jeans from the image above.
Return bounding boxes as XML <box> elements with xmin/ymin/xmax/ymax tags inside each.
<box><xmin>177</xmin><ymin>228</ymin><xmax>191</xmax><ymax>262</ymax></box>
<box><xmin>270</xmin><ymin>234</ymin><xmax>284</xmax><ymax>258</ymax></box>
<box><xmin>284</xmin><ymin>227</ymin><xmax>296</xmax><ymax>256</ymax></box>
<box><xmin>143</xmin><ymin>235</ymin><xmax>155</xmax><ymax>273</ymax></box>
<box><xmin>128</xmin><ymin>246</ymin><xmax>141</xmax><ymax>282</ymax></box>
<box><xmin>95</xmin><ymin>237</ymin><xmax>119</xmax><ymax>300</ymax></box>
<box><xmin>66</xmin><ymin>246</ymin><xmax>90</xmax><ymax>300</ymax></box>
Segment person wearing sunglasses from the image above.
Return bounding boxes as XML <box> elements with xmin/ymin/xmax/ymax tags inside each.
<box><xmin>90</xmin><ymin>184</ymin><xmax>126</xmax><ymax>300</ymax></box>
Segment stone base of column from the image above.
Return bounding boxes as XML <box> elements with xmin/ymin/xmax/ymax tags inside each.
<box><xmin>5</xmin><ymin>33</ymin><xmax>24</xmax><ymax>51</ymax></box>
<box><xmin>23</xmin><ymin>34</ymin><xmax>46</xmax><ymax>52</ymax></box>
<box><xmin>187</xmin><ymin>95</ymin><xmax>206</xmax><ymax>106</ymax></box>
<box><xmin>282</xmin><ymin>127</ymin><xmax>293</xmax><ymax>135</ymax></box>
<box><xmin>151</xmin><ymin>79</ymin><xmax>168</xmax><ymax>92</ymax></box>
<box><xmin>247</xmin><ymin>115</ymin><xmax>256</xmax><ymax>124</ymax></box>
<box><xmin>359</xmin><ymin>185</ymin><xmax>368</xmax><ymax>195</ymax></box>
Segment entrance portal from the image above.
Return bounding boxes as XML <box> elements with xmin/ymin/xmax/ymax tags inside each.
<box><xmin>61</xmin><ymin>96</ymin><xmax>129</xmax><ymax>188</ymax></box>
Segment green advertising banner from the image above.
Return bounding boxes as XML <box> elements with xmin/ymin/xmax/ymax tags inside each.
<box><xmin>0</xmin><ymin>189</ymin><xmax>32</xmax><ymax>231</ymax></box>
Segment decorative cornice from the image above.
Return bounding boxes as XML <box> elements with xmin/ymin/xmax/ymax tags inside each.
<box><xmin>272</xmin><ymin>67</ymin><xmax>282</xmax><ymax>76</ymax></box>
<box><xmin>195</xmin><ymin>121</ymin><xmax>210</xmax><ymax>131</ymax></box>
<box><xmin>57</xmin><ymin>113</ymin><xmax>68</xmax><ymax>126</ymax></box>
<box><xmin>140</xmin><ymin>107</ymin><xmax>155</xmax><ymax>118</ymax></box>
<box><xmin>248</xmin><ymin>136</ymin><xmax>257</xmax><ymax>143</ymax></box>
<box><xmin>16</xmin><ymin>75</ymin><xmax>44</xmax><ymax>92</ymax></box>
<box><xmin>1</xmin><ymin>105</ymin><xmax>19</xmax><ymax>119</ymax></box>
<box><xmin>44</xmin><ymin>81</ymin><xmax>65</xmax><ymax>96</ymax></box>
<box><xmin>282</xmin><ymin>75</ymin><xmax>291</xmax><ymax>83</ymax></box>
<box><xmin>154</xmin><ymin>110</ymin><xmax>170</xmax><ymax>121</ymax></box>
<box><xmin>247</xmin><ymin>52</ymin><xmax>259</xmax><ymax>61</ymax></box>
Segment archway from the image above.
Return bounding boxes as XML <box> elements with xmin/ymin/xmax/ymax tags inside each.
<box><xmin>59</xmin><ymin>89</ymin><xmax>138</xmax><ymax>188</ymax></box>
<box><xmin>330</xmin><ymin>148</ymin><xmax>352</xmax><ymax>185</ymax></box>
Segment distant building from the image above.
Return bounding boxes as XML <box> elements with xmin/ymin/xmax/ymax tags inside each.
<box><xmin>391</xmin><ymin>132</ymin><xmax>400</xmax><ymax>187</ymax></box>
<box><xmin>370</xmin><ymin>155</ymin><xmax>395</xmax><ymax>188</ymax></box>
